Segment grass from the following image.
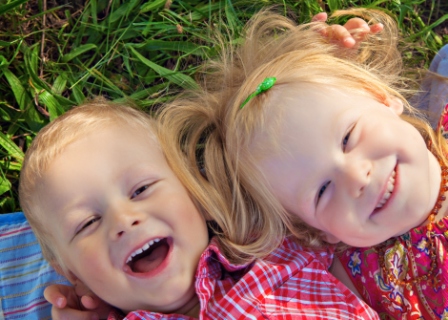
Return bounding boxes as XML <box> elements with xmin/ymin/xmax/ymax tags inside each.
<box><xmin>0</xmin><ymin>0</ymin><xmax>447</xmax><ymax>213</ymax></box>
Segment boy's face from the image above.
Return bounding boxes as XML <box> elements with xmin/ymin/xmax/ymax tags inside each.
<box><xmin>255</xmin><ymin>84</ymin><xmax>441</xmax><ymax>247</ymax></box>
<box><xmin>37</xmin><ymin>123</ymin><xmax>209</xmax><ymax>314</ymax></box>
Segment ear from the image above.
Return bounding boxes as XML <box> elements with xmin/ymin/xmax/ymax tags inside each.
<box><xmin>50</xmin><ymin>261</ymin><xmax>79</xmax><ymax>285</ymax></box>
<box><xmin>384</xmin><ymin>96</ymin><xmax>404</xmax><ymax>115</ymax></box>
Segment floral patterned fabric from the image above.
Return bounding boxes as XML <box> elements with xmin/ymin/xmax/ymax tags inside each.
<box><xmin>338</xmin><ymin>104</ymin><xmax>448</xmax><ymax>320</ymax></box>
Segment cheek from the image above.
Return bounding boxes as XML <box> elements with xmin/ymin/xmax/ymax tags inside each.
<box><xmin>68</xmin><ymin>238</ymin><xmax>111</xmax><ymax>279</ymax></box>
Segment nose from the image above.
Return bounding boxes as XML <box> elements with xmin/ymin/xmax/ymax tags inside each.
<box><xmin>106</xmin><ymin>203</ymin><xmax>143</xmax><ymax>240</ymax></box>
<box><xmin>338</xmin><ymin>156</ymin><xmax>371</xmax><ymax>198</ymax></box>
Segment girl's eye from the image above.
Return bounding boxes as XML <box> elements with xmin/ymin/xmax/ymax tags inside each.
<box><xmin>317</xmin><ymin>181</ymin><xmax>331</xmax><ymax>205</ymax></box>
<box><xmin>131</xmin><ymin>185</ymin><xmax>149</xmax><ymax>199</ymax></box>
<box><xmin>342</xmin><ymin>131</ymin><xmax>351</xmax><ymax>151</ymax></box>
<box><xmin>342</xmin><ymin>125</ymin><xmax>356</xmax><ymax>151</ymax></box>
<box><xmin>77</xmin><ymin>217</ymin><xmax>100</xmax><ymax>234</ymax></box>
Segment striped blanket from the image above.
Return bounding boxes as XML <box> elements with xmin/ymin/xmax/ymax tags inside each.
<box><xmin>0</xmin><ymin>212</ymin><xmax>69</xmax><ymax>320</ymax></box>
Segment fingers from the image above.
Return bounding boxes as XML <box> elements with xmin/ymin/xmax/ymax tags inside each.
<box><xmin>369</xmin><ymin>22</ymin><xmax>384</xmax><ymax>34</ymax></box>
<box><xmin>51</xmin><ymin>307</ymin><xmax>99</xmax><ymax>320</ymax></box>
<box><xmin>311</xmin><ymin>12</ymin><xmax>328</xmax><ymax>22</ymax></box>
<box><xmin>80</xmin><ymin>295</ymin><xmax>100</xmax><ymax>310</ymax></box>
<box><xmin>313</xmin><ymin>14</ymin><xmax>383</xmax><ymax>49</ymax></box>
<box><xmin>344</xmin><ymin>18</ymin><xmax>383</xmax><ymax>35</ymax></box>
<box><xmin>328</xmin><ymin>24</ymin><xmax>356</xmax><ymax>48</ymax></box>
<box><xmin>343</xmin><ymin>17</ymin><xmax>370</xmax><ymax>33</ymax></box>
<box><xmin>344</xmin><ymin>18</ymin><xmax>384</xmax><ymax>46</ymax></box>
<box><xmin>44</xmin><ymin>284</ymin><xmax>106</xmax><ymax>320</ymax></box>
<box><xmin>326</xmin><ymin>18</ymin><xmax>384</xmax><ymax>48</ymax></box>
<box><xmin>81</xmin><ymin>295</ymin><xmax>113</xmax><ymax>319</ymax></box>
<box><xmin>44</xmin><ymin>285</ymin><xmax>72</xmax><ymax>308</ymax></box>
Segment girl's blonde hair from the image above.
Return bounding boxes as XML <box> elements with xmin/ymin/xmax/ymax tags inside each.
<box><xmin>159</xmin><ymin>8</ymin><xmax>448</xmax><ymax>251</ymax></box>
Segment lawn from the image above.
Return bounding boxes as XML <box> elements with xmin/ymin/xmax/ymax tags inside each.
<box><xmin>0</xmin><ymin>0</ymin><xmax>447</xmax><ymax>213</ymax></box>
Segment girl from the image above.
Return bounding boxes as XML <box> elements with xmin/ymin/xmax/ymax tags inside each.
<box><xmin>160</xmin><ymin>8</ymin><xmax>448</xmax><ymax>319</ymax></box>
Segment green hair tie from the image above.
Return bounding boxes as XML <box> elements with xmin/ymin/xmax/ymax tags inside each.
<box><xmin>240</xmin><ymin>77</ymin><xmax>276</xmax><ymax>109</ymax></box>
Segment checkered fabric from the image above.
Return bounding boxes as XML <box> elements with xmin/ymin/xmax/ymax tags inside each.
<box><xmin>108</xmin><ymin>237</ymin><xmax>379</xmax><ymax>320</ymax></box>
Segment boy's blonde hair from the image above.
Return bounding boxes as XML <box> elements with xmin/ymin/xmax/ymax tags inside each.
<box><xmin>159</xmin><ymin>8</ymin><xmax>448</xmax><ymax>250</ymax></box>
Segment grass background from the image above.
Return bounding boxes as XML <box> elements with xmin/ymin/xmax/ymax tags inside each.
<box><xmin>0</xmin><ymin>0</ymin><xmax>447</xmax><ymax>213</ymax></box>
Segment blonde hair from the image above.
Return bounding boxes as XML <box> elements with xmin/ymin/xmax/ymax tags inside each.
<box><xmin>159</xmin><ymin>8</ymin><xmax>448</xmax><ymax>251</ymax></box>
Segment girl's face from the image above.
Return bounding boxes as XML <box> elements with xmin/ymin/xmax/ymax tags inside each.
<box><xmin>255</xmin><ymin>84</ymin><xmax>442</xmax><ymax>247</ymax></box>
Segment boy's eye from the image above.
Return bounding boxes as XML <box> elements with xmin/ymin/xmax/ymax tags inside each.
<box><xmin>316</xmin><ymin>181</ymin><xmax>331</xmax><ymax>205</ymax></box>
<box><xmin>131</xmin><ymin>185</ymin><xmax>149</xmax><ymax>199</ymax></box>
<box><xmin>77</xmin><ymin>217</ymin><xmax>100</xmax><ymax>234</ymax></box>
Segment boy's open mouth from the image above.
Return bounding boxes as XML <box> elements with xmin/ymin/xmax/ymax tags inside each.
<box><xmin>126</xmin><ymin>237</ymin><xmax>170</xmax><ymax>273</ymax></box>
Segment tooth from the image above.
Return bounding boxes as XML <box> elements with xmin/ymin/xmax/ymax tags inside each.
<box><xmin>387</xmin><ymin>182</ymin><xmax>394</xmax><ymax>192</ymax></box>
<box><xmin>383</xmin><ymin>192</ymin><xmax>391</xmax><ymax>200</ymax></box>
<box><xmin>127</xmin><ymin>238</ymin><xmax>164</xmax><ymax>265</ymax></box>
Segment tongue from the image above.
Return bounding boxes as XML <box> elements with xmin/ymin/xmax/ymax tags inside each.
<box><xmin>133</xmin><ymin>244</ymin><xmax>168</xmax><ymax>273</ymax></box>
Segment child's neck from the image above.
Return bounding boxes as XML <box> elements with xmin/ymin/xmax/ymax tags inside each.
<box><xmin>184</xmin><ymin>301</ymin><xmax>201</xmax><ymax>318</ymax></box>
<box><xmin>179</xmin><ymin>294</ymin><xmax>201</xmax><ymax>318</ymax></box>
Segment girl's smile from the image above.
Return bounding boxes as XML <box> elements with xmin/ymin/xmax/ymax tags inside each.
<box><xmin>372</xmin><ymin>165</ymin><xmax>397</xmax><ymax>214</ymax></box>
<box><xmin>254</xmin><ymin>83</ymin><xmax>442</xmax><ymax>247</ymax></box>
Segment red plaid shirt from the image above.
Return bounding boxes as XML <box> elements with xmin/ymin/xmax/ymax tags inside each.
<box><xmin>108</xmin><ymin>237</ymin><xmax>378</xmax><ymax>319</ymax></box>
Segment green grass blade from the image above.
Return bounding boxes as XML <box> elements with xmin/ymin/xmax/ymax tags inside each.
<box><xmin>52</xmin><ymin>74</ymin><xmax>68</xmax><ymax>95</ymax></box>
<box><xmin>38</xmin><ymin>90</ymin><xmax>65</xmax><ymax>120</ymax></box>
<box><xmin>128</xmin><ymin>46</ymin><xmax>199</xmax><ymax>90</ymax></box>
<box><xmin>0</xmin><ymin>0</ymin><xmax>29</xmax><ymax>16</ymax></box>
<box><xmin>0</xmin><ymin>161</ymin><xmax>22</xmax><ymax>171</ymax></box>
<box><xmin>2</xmin><ymin>69</ymin><xmax>29</xmax><ymax>110</ymax></box>
<box><xmin>140</xmin><ymin>0</ymin><xmax>166</xmax><ymax>13</ymax></box>
<box><xmin>0</xmin><ymin>177</ymin><xmax>11</xmax><ymax>196</ymax></box>
<box><xmin>62</xmin><ymin>44</ymin><xmax>98</xmax><ymax>62</ymax></box>
<box><xmin>0</xmin><ymin>132</ymin><xmax>24</xmax><ymax>163</ymax></box>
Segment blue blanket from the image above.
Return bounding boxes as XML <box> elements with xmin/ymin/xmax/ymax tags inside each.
<box><xmin>0</xmin><ymin>212</ymin><xmax>69</xmax><ymax>320</ymax></box>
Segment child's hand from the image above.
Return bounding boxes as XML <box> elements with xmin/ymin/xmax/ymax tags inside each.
<box><xmin>44</xmin><ymin>283</ymin><xmax>111</xmax><ymax>320</ymax></box>
<box><xmin>312</xmin><ymin>12</ymin><xmax>383</xmax><ymax>48</ymax></box>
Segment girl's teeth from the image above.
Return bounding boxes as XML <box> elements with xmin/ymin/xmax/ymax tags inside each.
<box><xmin>376</xmin><ymin>171</ymin><xmax>396</xmax><ymax>209</ymax></box>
